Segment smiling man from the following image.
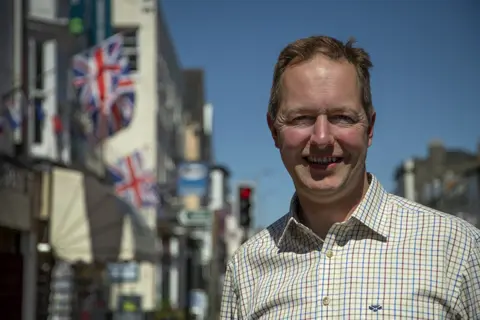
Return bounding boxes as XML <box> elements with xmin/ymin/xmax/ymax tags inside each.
<box><xmin>220</xmin><ymin>35</ymin><xmax>480</xmax><ymax>319</ymax></box>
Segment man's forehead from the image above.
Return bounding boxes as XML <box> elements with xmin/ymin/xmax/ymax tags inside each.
<box><xmin>278</xmin><ymin>57</ymin><xmax>361</xmax><ymax>111</ymax></box>
<box><xmin>285</xmin><ymin>54</ymin><xmax>354</xmax><ymax>76</ymax></box>
<box><xmin>282</xmin><ymin>56</ymin><xmax>358</xmax><ymax>89</ymax></box>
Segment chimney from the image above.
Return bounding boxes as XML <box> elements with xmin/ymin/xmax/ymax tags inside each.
<box><xmin>428</xmin><ymin>139</ymin><xmax>446</xmax><ymax>177</ymax></box>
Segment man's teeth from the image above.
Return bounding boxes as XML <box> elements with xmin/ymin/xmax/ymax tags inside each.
<box><xmin>308</xmin><ymin>157</ymin><xmax>339</xmax><ymax>164</ymax></box>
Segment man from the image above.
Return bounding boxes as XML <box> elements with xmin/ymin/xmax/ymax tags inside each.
<box><xmin>220</xmin><ymin>35</ymin><xmax>480</xmax><ymax>319</ymax></box>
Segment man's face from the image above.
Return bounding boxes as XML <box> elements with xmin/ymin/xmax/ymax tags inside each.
<box><xmin>268</xmin><ymin>55</ymin><xmax>375</xmax><ymax>200</ymax></box>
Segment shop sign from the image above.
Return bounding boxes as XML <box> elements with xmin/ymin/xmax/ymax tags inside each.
<box><xmin>0</xmin><ymin>162</ymin><xmax>28</xmax><ymax>193</ymax></box>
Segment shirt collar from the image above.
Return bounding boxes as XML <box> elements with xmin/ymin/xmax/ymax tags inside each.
<box><xmin>277</xmin><ymin>173</ymin><xmax>391</xmax><ymax>247</ymax></box>
<box><xmin>276</xmin><ymin>194</ymin><xmax>303</xmax><ymax>247</ymax></box>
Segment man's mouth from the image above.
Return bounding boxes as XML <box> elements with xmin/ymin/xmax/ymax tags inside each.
<box><xmin>305</xmin><ymin>156</ymin><xmax>343</xmax><ymax>165</ymax></box>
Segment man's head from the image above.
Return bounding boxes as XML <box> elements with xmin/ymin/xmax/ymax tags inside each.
<box><xmin>267</xmin><ymin>35</ymin><xmax>376</xmax><ymax>203</ymax></box>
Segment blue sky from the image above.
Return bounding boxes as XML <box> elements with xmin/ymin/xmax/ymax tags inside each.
<box><xmin>161</xmin><ymin>0</ymin><xmax>480</xmax><ymax>228</ymax></box>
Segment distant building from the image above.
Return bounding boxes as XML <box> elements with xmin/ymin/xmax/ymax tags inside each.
<box><xmin>106</xmin><ymin>0</ymin><xmax>186</xmax><ymax>315</ymax></box>
<box><xmin>183</xmin><ymin>69</ymin><xmax>214</xmax><ymax>165</ymax></box>
<box><xmin>394</xmin><ymin>140</ymin><xmax>480</xmax><ymax>227</ymax></box>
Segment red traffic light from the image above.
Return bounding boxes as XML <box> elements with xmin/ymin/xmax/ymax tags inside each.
<box><xmin>239</xmin><ymin>187</ymin><xmax>252</xmax><ymax>200</ymax></box>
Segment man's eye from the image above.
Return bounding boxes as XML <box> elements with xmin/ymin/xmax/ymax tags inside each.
<box><xmin>292</xmin><ymin>116</ymin><xmax>312</xmax><ymax>123</ymax></box>
<box><xmin>330</xmin><ymin>115</ymin><xmax>355</xmax><ymax>124</ymax></box>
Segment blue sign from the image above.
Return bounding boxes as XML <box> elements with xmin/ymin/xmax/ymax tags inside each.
<box><xmin>189</xmin><ymin>289</ymin><xmax>207</xmax><ymax>311</ymax></box>
<box><xmin>107</xmin><ymin>262</ymin><xmax>139</xmax><ymax>282</ymax></box>
<box><xmin>177</xmin><ymin>162</ymin><xmax>209</xmax><ymax>197</ymax></box>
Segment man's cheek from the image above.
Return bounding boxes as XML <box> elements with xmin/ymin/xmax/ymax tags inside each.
<box><xmin>280</xmin><ymin>140</ymin><xmax>300</xmax><ymax>154</ymax></box>
<box><xmin>281</xmin><ymin>130</ymin><xmax>308</xmax><ymax>149</ymax></box>
<box><xmin>336</xmin><ymin>131</ymin><xmax>367</xmax><ymax>149</ymax></box>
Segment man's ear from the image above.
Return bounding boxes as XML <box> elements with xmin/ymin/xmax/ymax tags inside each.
<box><xmin>367</xmin><ymin>110</ymin><xmax>376</xmax><ymax>148</ymax></box>
<box><xmin>267</xmin><ymin>113</ymin><xmax>280</xmax><ymax>149</ymax></box>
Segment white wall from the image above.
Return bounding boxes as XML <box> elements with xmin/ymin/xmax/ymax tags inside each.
<box><xmin>105</xmin><ymin>0</ymin><xmax>159</xmax><ymax>311</ymax></box>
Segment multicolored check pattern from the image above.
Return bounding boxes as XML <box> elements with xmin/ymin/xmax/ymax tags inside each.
<box><xmin>220</xmin><ymin>174</ymin><xmax>480</xmax><ymax>319</ymax></box>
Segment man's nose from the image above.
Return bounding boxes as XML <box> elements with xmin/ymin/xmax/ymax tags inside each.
<box><xmin>311</xmin><ymin>115</ymin><xmax>333</xmax><ymax>147</ymax></box>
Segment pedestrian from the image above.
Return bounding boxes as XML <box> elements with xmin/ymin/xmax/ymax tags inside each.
<box><xmin>220</xmin><ymin>35</ymin><xmax>480</xmax><ymax>319</ymax></box>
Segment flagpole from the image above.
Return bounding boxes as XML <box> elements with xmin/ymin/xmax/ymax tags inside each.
<box><xmin>89</xmin><ymin>0</ymin><xmax>112</xmax><ymax>166</ymax></box>
<box><xmin>15</xmin><ymin>0</ymin><xmax>30</xmax><ymax>158</ymax></box>
<box><xmin>18</xmin><ymin>1</ymin><xmax>41</xmax><ymax>320</ymax></box>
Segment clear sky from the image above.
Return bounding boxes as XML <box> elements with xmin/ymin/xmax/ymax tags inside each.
<box><xmin>161</xmin><ymin>0</ymin><xmax>480</xmax><ymax>228</ymax></box>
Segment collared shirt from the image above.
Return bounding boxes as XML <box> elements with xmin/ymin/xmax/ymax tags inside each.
<box><xmin>220</xmin><ymin>174</ymin><xmax>480</xmax><ymax>319</ymax></box>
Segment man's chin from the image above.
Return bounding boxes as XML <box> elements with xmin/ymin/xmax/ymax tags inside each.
<box><xmin>304</xmin><ymin>176</ymin><xmax>344</xmax><ymax>194</ymax></box>
<box><xmin>309</xmin><ymin>184</ymin><xmax>341</xmax><ymax>195</ymax></box>
<box><xmin>292</xmin><ymin>169</ymin><xmax>347</xmax><ymax>194</ymax></box>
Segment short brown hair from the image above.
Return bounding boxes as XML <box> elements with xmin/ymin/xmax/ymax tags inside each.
<box><xmin>268</xmin><ymin>35</ymin><xmax>374</xmax><ymax>121</ymax></box>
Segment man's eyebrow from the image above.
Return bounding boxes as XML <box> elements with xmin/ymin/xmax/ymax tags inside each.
<box><xmin>284</xmin><ymin>105</ymin><xmax>359</xmax><ymax>117</ymax></box>
<box><xmin>328</xmin><ymin>106</ymin><xmax>360</xmax><ymax>114</ymax></box>
<box><xmin>283</xmin><ymin>106</ymin><xmax>317</xmax><ymax>117</ymax></box>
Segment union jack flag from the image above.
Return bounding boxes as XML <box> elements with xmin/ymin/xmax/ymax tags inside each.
<box><xmin>108</xmin><ymin>150</ymin><xmax>158</xmax><ymax>208</ymax></box>
<box><xmin>72</xmin><ymin>34</ymin><xmax>135</xmax><ymax>141</ymax></box>
<box><xmin>1</xmin><ymin>88</ymin><xmax>25</xmax><ymax>130</ymax></box>
<box><xmin>0</xmin><ymin>88</ymin><xmax>28</xmax><ymax>142</ymax></box>
<box><xmin>90</xmin><ymin>91</ymin><xmax>135</xmax><ymax>140</ymax></box>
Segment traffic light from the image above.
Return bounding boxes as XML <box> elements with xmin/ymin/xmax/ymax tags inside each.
<box><xmin>238</xmin><ymin>184</ymin><xmax>254</xmax><ymax>229</ymax></box>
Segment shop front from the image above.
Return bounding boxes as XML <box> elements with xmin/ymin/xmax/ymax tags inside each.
<box><xmin>41</xmin><ymin>167</ymin><xmax>158</xmax><ymax>319</ymax></box>
<box><xmin>0</xmin><ymin>156</ymin><xmax>35</xmax><ymax>320</ymax></box>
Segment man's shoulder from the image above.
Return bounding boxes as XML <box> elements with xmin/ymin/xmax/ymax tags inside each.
<box><xmin>388</xmin><ymin>193</ymin><xmax>480</xmax><ymax>243</ymax></box>
<box><xmin>227</xmin><ymin>213</ymin><xmax>290</xmax><ymax>266</ymax></box>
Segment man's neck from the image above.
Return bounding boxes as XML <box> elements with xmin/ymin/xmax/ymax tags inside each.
<box><xmin>297</xmin><ymin>173</ymin><xmax>370</xmax><ymax>239</ymax></box>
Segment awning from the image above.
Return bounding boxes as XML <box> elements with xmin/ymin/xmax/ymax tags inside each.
<box><xmin>48</xmin><ymin>167</ymin><xmax>157</xmax><ymax>264</ymax></box>
<box><xmin>84</xmin><ymin>174</ymin><xmax>157</xmax><ymax>262</ymax></box>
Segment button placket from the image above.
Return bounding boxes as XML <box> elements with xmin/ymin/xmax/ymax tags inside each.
<box><xmin>321</xmin><ymin>226</ymin><xmax>341</xmax><ymax>314</ymax></box>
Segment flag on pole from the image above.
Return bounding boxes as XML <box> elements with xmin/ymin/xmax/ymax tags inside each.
<box><xmin>72</xmin><ymin>33</ymin><xmax>135</xmax><ymax>142</ymax></box>
<box><xmin>1</xmin><ymin>88</ymin><xmax>27</xmax><ymax>142</ymax></box>
<box><xmin>107</xmin><ymin>150</ymin><xmax>158</xmax><ymax>208</ymax></box>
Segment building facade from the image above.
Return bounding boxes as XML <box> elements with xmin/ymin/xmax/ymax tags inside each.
<box><xmin>394</xmin><ymin>140</ymin><xmax>480</xmax><ymax>227</ymax></box>
<box><xmin>0</xmin><ymin>0</ymin><xmax>196</xmax><ymax>318</ymax></box>
<box><xmin>29</xmin><ymin>0</ymin><xmax>76</xmax><ymax>164</ymax></box>
<box><xmin>0</xmin><ymin>0</ymin><xmax>79</xmax><ymax>318</ymax></box>
<box><xmin>104</xmin><ymin>0</ymin><xmax>163</xmax><ymax>313</ymax></box>
<box><xmin>152</xmin><ymin>1</ymin><xmax>189</xmax><ymax>315</ymax></box>
<box><xmin>162</xmin><ymin>69</ymin><xmax>214</xmax><ymax>318</ymax></box>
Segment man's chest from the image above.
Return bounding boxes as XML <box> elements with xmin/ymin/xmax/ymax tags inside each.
<box><xmin>237</xmin><ymin>243</ymin><xmax>460</xmax><ymax>319</ymax></box>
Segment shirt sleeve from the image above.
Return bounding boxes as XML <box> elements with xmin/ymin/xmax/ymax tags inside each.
<box><xmin>219</xmin><ymin>262</ymin><xmax>239</xmax><ymax>319</ymax></box>
<box><xmin>458</xmin><ymin>237</ymin><xmax>480</xmax><ymax>318</ymax></box>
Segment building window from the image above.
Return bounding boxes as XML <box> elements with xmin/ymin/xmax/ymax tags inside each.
<box><xmin>114</xmin><ymin>28</ymin><xmax>138</xmax><ymax>72</ymax></box>
<box><xmin>35</xmin><ymin>41</ymin><xmax>43</xmax><ymax>90</ymax></box>
<box><xmin>32</xmin><ymin>40</ymin><xmax>46</xmax><ymax>144</ymax></box>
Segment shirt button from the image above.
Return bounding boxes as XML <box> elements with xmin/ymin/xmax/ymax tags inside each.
<box><xmin>322</xmin><ymin>297</ymin><xmax>330</xmax><ymax>306</ymax></box>
<box><xmin>326</xmin><ymin>250</ymin><xmax>333</xmax><ymax>258</ymax></box>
